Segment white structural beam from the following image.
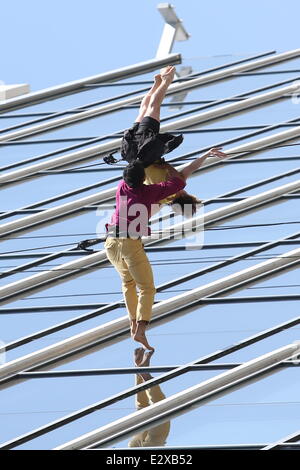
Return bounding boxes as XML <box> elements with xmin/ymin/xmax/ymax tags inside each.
<box><xmin>156</xmin><ymin>3</ymin><xmax>190</xmax><ymax>58</ymax></box>
<box><xmin>0</xmin><ymin>185</ymin><xmax>115</xmax><ymax>237</ymax></box>
<box><xmin>1</xmin><ymin>123</ymin><xmax>300</xmax><ymax>237</ymax></box>
<box><xmin>0</xmin><ymin>180</ymin><xmax>299</xmax><ymax>304</ymax></box>
<box><xmin>262</xmin><ymin>429</ymin><xmax>300</xmax><ymax>450</ymax></box>
<box><xmin>156</xmin><ymin>3</ymin><xmax>192</xmax><ymax>106</ymax></box>
<box><xmin>1</xmin><ymin>178</ymin><xmax>298</xmax><ymax>304</ymax></box>
<box><xmin>0</xmin><ymin>241</ymin><xmax>299</xmax><ymax>382</ymax></box>
<box><xmin>169</xmin><ymin>65</ymin><xmax>193</xmax><ymax>106</ymax></box>
<box><xmin>1</xmin><ymin>82</ymin><xmax>300</xmax><ymax>187</ymax></box>
<box><xmin>0</xmin><ymin>49</ymin><xmax>299</xmax><ymax>146</ymax></box>
<box><xmin>0</xmin><ymin>54</ymin><xmax>181</xmax><ymax>113</ymax></box>
<box><xmin>0</xmin><ymin>84</ymin><xmax>30</xmax><ymax>101</ymax></box>
<box><xmin>54</xmin><ymin>342</ymin><xmax>300</xmax><ymax>450</ymax></box>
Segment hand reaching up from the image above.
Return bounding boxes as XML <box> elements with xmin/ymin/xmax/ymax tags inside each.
<box><xmin>205</xmin><ymin>147</ymin><xmax>227</xmax><ymax>159</ymax></box>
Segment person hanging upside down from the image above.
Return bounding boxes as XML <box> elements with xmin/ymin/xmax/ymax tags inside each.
<box><xmin>120</xmin><ymin>66</ymin><xmax>184</xmax><ymax>168</ymax></box>
<box><xmin>105</xmin><ymin>66</ymin><xmax>187</xmax><ymax>352</ymax></box>
<box><xmin>120</xmin><ymin>65</ymin><xmax>227</xmax><ymax>217</ymax></box>
<box><xmin>104</xmin><ymin>159</ymin><xmax>186</xmax><ymax>351</ymax></box>
<box><xmin>105</xmin><ymin>67</ymin><xmax>226</xmax><ymax>351</ymax></box>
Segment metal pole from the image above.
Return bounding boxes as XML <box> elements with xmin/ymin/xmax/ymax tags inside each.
<box><xmin>1</xmin><ymin>309</ymin><xmax>299</xmax><ymax>448</ymax></box>
<box><xmin>1</xmin><ymin>294</ymin><xmax>300</xmax><ymax>313</ymax></box>
<box><xmin>1</xmin><ymin>240</ymin><xmax>300</xmax><ymax>260</ymax></box>
<box><xmin>16</xmin><ymin>360</ymin><xmax>298</xmax><ymax>378</ymax></box>
<box><xmin>1</xmin><ymin>49</ymin><xmax>299</xmax><ymax>136</ymax></box>
<box><xmin>149</xmin><ymin>166</ymin><xmax>300</xmax><ymax>227</ymax></box>
<box><xmin>0</xmin><ymin>146</ymin><xmax>298</xmax><ymax>230</ymax></box>
<box><xmin>54</xmin><ymin>343</ymin><xmax>300</xmax><ymax>450</ymax></box>
<box><xmin>1</xmin><ymin>51</ymin><xmax>299</xmax><ymax>142</ymax></box>
<box><xmin>0</xmin><ymin>51</ymin><xmax>278</xmax><ymax>173</ymax></box>
<box><xmin>0</xmin><ymin>243</ymin><xmax>299</xmax><ymax>382</ymax></box>
<box><xmin>1</xmin><ymin>123</ymin><xmax>300</xmax><ymax>237</ymax></box>
<box><xmin>262</xmin><ymin>429</ymin><xmax>300</xmax><ymax>450</ymax></box>
<box><xmin>2</xmin><ymin>227</ymin><xmax>300</xmax><ymax>352</ymax></box>
<box><xmin>0</xmin><ymin>54</ymin><xmax>181</xmax><ymax>113</ymax></box>
<box><xmin>0</xmin><ymin>177</ymin><xmax>299</xmax><ymax>304</ymax></box>
<box><xmin>1</xmin><ymin>236</ymin><xmax>300</xmax><ymax>280</ymax></box>
<box><xmin>2</xmin><ymin>111</ymin><xmax>300</xmax><ymax>224</ymax></box>
<box><xmin>1</xmin><ymin>81</ymin><xmax>299</xmax><ymax>185</ymax></box>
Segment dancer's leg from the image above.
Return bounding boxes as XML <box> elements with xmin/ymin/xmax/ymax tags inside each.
<box><xmin>135</xmin><ymin>74</ymin><xmax>162</xmax><ymax>123</ymax></box>
<box><xmin>144</xmin><ymin>66</ymin><xmax>175</xmax><ymax>122</ymax></box>
<box><xmin>122</xmin><ymin>239</ymin><xmax>156</xmax><ymax>351</ymax></box>
<box><xmin>105</xmin><ymin>238</ymin><xmax>138</xmax><ymax>337</ymax></box>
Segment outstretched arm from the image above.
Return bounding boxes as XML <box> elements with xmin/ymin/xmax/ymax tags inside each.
<box><xmin>180</xmin><ymin>147</ymin><xmax>227</xmax><ymax>180</ymax></box>
<box><xmin>164</xmin><ymin>162</ymin><xmax>186</xmax><ymax>181</ymax></box>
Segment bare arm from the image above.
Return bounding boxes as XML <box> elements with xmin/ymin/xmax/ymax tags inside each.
<box><xmin>164</xmin><ymin>163</ymin><xmax>186</xmax><ymax>181</ymax></box>
<box><xmin>180</xmin><ymin>147</ymin><xmax>227</xmax><ymax>180</ymax></box>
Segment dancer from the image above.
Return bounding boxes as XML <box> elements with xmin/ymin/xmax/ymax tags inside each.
<box><xmin>104</xmin><ymin>154</ymin><xmax>186</xmax><ymax>352</ymax></box>
<box><xmin>104</xmin><ymin>66</ymin><xmax>187</xmax><ymax>351</ymax></box>
<box><xmin>105</xmin><ymin>67</ymin><xmax>226</xmax><ymax>350</ymax></box>
<box><xmin>120</xmin><ymin>65</ymin><xmax>183</xmax><ymax>168</ymax></box>
<box><xmin>121</xmin><ymin>65</ymin><xmax>227</xmax><ymax>216</ymax></box>
<box><xmin>128</xmin><ymin>348</ymin><xmax>170</xmax><ymax>448</ymax></box>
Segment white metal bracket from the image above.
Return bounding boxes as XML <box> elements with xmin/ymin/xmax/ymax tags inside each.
<box><xmin>156</xmin><ymin>3</ymin><xmax>192</xmax><ymax>107</ymax></box>
<box><xmin>0</xmin><ymin>83</ymin><xmax>30</xmax><ymax>101</ymax></box>
<box><xmin>156</xmin><ymin>3</ymin><xmax>190</xmax><ymax>58</ymax></box>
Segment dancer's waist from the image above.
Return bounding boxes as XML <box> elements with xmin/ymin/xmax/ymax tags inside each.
<box><xmin>105</xmin><ymin>224</ymin><xmax>142</xmax><ymax>239</ymax></box>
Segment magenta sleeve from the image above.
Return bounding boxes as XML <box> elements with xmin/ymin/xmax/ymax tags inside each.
<box><xmin>146</xmin><ymin>176</ymin><xmax>186</xmax><ymax>203</ymax></box>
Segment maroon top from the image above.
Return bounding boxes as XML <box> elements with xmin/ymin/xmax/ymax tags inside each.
<box><xmin>106</xmin><ymin>176</ymin><xmax>186</xmax><ymax>236</ymax></box>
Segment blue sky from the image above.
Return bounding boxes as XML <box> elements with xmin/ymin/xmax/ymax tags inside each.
<box><xmin>1</xmin><ymin>0</ymin><xmax>299</xmax><ymax>90</ymax></box>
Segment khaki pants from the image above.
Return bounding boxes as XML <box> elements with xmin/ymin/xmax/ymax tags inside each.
<box><xmin>128</xmin><ymin>374</ymin><xmax>171</xmax><ymax>447</ymax></box>
<box><xmin>104</xmin><ymin>237</ymin><xmax>156</xmax><ymax>322</ymax></box>
<box><xmin>135</xmin><ymin>374</ymin><xmax>166</xmax><ymax>409</ymax></box>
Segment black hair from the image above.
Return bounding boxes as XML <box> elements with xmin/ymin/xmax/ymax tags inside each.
<box><xmin>123</xmin><ymin>160</ymin><xmax>145</xmax><ymax>188</ymax></box>
<box><xmin>171</xmin><ymin>193</ymin><xmax>202</xmax><ymax>217</ymax></box>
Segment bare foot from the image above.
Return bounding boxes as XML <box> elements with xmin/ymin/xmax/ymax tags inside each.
<box><xmin>153</xmin><ymin>73</ymin><xmax>162</xmax><ymax>88</ymax></box>
<box><xmin>134</xmin><ymin>347</ymin><xmax>145</xmax><ymax>367</ymax></box>
<box><xmin>160</xmin><ymin>65</ymin><xmax>175</xmax><ymax>85</ymax></box>
<box><xmin>160</xmin><ymin>65</ymin><xmax>173</xmax><ymax>76</ymax></box>
<box><xmin>140</xmin><ymin>349</ymin><xmax>154</xmax><ymax>367</ymax></box>
<box><xmin>130</xmin><ymin>319</ymin><xmax>137</xmax><ymax>338</ymax></box>
<box><xmin>133</xmin><ymin>321</ymin><xmax>155</xmax><ymax>351</ymax></box>
<box><xmin>146</xmin><ymin>74</ymin><xmax>162</xmax><ymax>97</ymax></box>
<box><xmin>138</xmin><ymin>349</ymin><xmax>154</xmax><ymax>381</ymax></box>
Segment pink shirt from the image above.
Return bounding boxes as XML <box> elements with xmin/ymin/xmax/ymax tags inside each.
<box><xmin>106</xmin><ymin>176</ymin><xmax>186</xmax><ymax>236</ymax></box>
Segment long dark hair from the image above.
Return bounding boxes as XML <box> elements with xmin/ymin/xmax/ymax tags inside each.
<box><xmin>171</xmin><ymin>193</ymin><xmax>202</xmax><ymax>217</ymax></box>
<box><xmin>123</xmin><ymin>161</ymin><xmax>145</xmax><ymax>188</ymax></box>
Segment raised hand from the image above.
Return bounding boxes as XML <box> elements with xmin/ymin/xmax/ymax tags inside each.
<box><xmin>206</xmin><ymin>147</ymin><xmax>227</xmax><ymax>159</ymax></box>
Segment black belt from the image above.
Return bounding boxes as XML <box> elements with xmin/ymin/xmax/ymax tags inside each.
<box><xmin>106</xmin><ymin>226</ymin><xmax>141</xmax><ymax>239</ymax></box>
